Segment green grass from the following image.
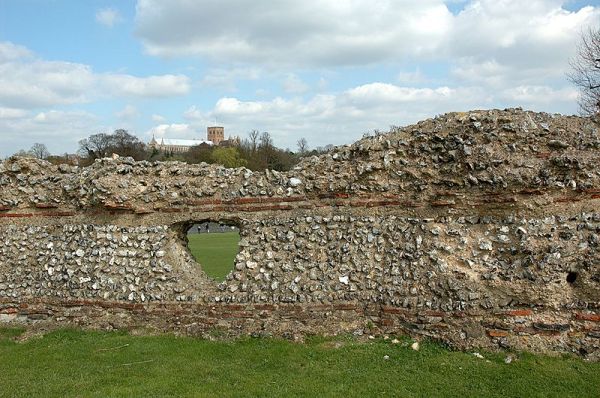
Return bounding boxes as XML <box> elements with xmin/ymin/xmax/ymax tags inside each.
<box><xmin>187</xmin><ymin>231</ymin><xmax>240</xmax><ymax>281</ymax></box>
<box><xmin>0</xmin><ymin>328</ymin><xmax>598</xmax><ymax>397</ymax></box>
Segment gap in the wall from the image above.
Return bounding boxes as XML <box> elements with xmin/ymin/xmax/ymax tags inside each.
<box><xmin>185</xmin><ymin>220</ymin><xmax>240</xmax><ymax>282</ymax></box>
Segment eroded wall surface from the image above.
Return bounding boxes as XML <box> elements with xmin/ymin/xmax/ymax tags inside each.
<box><xmin>1</xmin><ymin>108</ymin><xmax>599</xmax><ymax>357</ymax></box>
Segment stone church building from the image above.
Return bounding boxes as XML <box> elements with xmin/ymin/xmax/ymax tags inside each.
<box><xmin>149</xmin><ymin>126</ymin><xmax>239</xmax><ymax>153</ymax></box>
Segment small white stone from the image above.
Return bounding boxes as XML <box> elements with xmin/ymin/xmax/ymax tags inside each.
<box><xmin>288</xmin><ymin>177</ymin><xmax>302</xmax><ymax>187</ymax></box>
<box><xmin>497</xmin><ymin>234</ymin><xmax>509</xmax><ymax>243</ymax></box>
<box><xmin>339</xmin><ymin>275</ymin><xmax>349</xmax><ymax>285</ymax></box>
<box><xmin>516</xmin><ymin>227</ymin><xmax>528</xmax><ymax>235</ymax></box>
<box><xmin>411</xmin><ymin>341</ymin><xmax>420</xmax><ymax>351</ymax></box>
<box><xmin>383</xmin><ymin>355</ymin><xmax>390</xmax><ymax>360</ymax></box>
<box><xmin>391</xmin><ymin>339</ymin><xmax>400</xmax><ymax>344</ymax></box>
<box><xmin>478</xmin><ymin>239</ymin><xmax>493</xmax><ymax>251</ymax></box>
<box><xmin>75</xmin><ymin>249</ymin><xmax>85</xmax><ymax>257</ymax></box>
<box><xmin>473</xmin><ymin>352</ymin><xmax>484</xmax><ymax>359</ymax></box>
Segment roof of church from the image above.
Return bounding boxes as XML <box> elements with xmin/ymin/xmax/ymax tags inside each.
<box><xmin>157</xmin><ymin>138</ymin><xmax>213</xmax><ymax>146</ymax></box>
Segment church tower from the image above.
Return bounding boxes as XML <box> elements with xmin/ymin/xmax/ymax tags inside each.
<box><xmin>207</xmin><ymin>126</ymin><xmax>225</xmax><ymax>145</ymax></box>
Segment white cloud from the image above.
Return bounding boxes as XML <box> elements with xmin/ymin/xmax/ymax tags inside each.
<box><xmin>133</xmin><ymin>0</ymin><xmax>598</xmax><ymax>109</ymax></box>
<box><xmin>451</xmin><ymin>59</ymin><xmax>511</xmax><ymax>86</ymax></box>
<box><xmin>317</xmin><ymin>77</ymin><xmax>328</xmax><ymax>91</ymax></box>
<box><xmin>397</xmin><ymin>68</ymin><xmax>429</xmax><ymax>85</ymax></box>
<box><xmin>0</xmin><ymin>42</ymin><xmax>32</xmax><ymax>62</ymax></box>
<box><xmin>145</xmin><ymin>123</ymin><xmax>199</xmax><ymax>139</ymax></box>
<box><xmin>135</xmin><ymin>0</ymin><xmax>454</xmax><ymax>65</ymax></box>
<box><xmin>0</xmin><ymin>107</ymin><xmax>28</xmax><ymax>119</ymax></box>
<box><xmin>200</xmin><ymin>67</ymin><xmax>261</xmax><ymax>91</ymax></box>
<box><xmin>500</xmin><ymin>85</ymin><xmax>578</xmax><ymax>105</ymax></box>
<box><xmin>0</xmin><ymin>41</ymin><xmax>191</xmax><ymax>109</ymax></box>
<box><xmin>183</xmin><ymin>105</ymin><xmax>205</xmax><ymax>120</ymax></box>
<box><xmin>282</xmin><ymin>74</ymin><xmax>309</xmax><ymax>94</ymax></box>
<box><xmin>151</xmin><ymin>114</ymin><xmax>166</xmax><ymax>123</ymax></box>
<box><xmin>116</xmin><ymin>104</ymin><xmax>139</xmax><ymax>120</ymax></box>
<box><xmin>0</xmin><ymin>110</ymin><xmax>100</xmax><ymax>158</ymax></box>
<box><xmin>135</xmin><ymin>0</ymin><xmax>598</xmax><ymax>72</ymax></box>
<box><xmin>0</xmin><ymin>59</ymin><xmax>95</xmax><ymax>108</ymax></box>
<box><xmin>446</xmin><ymin>1</ymin><xmax>598</xmax><ymax>73</ymax></box>
<box><xmin>96</xmin><ymin>8</ymin><xmax>123</xmax><ymax>27</ymax></box>
<box><xmin>102</xmin><ymin>74</ymin><xmax>191</xmax><ymax>97</ymax></box>
<box><xmin>344</xmin><ymin>83</ymin><xmax>455</xmax><ymax>105</ymax></box>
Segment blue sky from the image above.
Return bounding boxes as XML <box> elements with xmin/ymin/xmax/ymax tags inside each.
<box><xmin>0</xmin><ymin>0</ymin><xmax>599</xmax><ymax>157</ymax></box>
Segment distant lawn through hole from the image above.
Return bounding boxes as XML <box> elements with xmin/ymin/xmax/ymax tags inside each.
<box><xmin>187</xmin><ymin>229</ymin><xmax>240</xmax><ymax>281</ymax></box>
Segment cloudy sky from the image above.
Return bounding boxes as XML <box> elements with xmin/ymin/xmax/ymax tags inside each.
<box><xmin>0</xmin><ymin>0</ymin><xmax>598</xmax><ymax>157</ymax></box>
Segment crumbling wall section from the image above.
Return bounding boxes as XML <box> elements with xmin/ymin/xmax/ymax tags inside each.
<box><xmin>0</xmin><ymin>108</ymin><xmax>599</xmax><ymax>357</ymax></box>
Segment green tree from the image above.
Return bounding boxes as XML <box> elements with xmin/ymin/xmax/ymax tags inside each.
<box><xmin>211</xmin><ymin>147</ymin><xmax>247</xmax><ymax>168</ymax></box>
<box><xmin>184</xmin><ymin>143</ymin><xmax>214</xmax><ymax>164</ymax></box>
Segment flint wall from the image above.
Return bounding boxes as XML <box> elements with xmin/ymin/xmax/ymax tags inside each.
<box><xmin>1</xmin><ymin>108</ymin><xmax>599</xmax><ymax>356</ymax></box>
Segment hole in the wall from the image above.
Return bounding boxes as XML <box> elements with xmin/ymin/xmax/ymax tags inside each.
<box><xmin>566</xmin><ymin>272</ymin><xmax>578</xmax><ymax>284</ymax></box>
<box><xmin>184</xmin><ymin>221</ymin><xmax>240</xmax><ymax>282</ymax></box>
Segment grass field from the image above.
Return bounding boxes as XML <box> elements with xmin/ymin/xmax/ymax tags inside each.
<box><xmin>187</xmin><ymin>231</ymin><xmax>240</xmax><ymax>281</ymax></box>
<box><xmin>0</xmin><ymin>328</ymin><xmax>599</xmax><ymax>397</ymax></box>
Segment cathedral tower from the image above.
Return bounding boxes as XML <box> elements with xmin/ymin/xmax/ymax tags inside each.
<box><xmin>207</xmin><ymin>126</ymin><xmax>225</xmax><ymax>145</ymax></box>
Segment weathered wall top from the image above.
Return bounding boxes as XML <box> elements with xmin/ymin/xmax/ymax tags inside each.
<box><xmin>1</xmin><ymin>108</ymin><xmax>598</xmax><ymax>215</ymax></box>
<box><xmin>1</xmin><ymin>108</ymin><xmax>599</xmax><ymax>357</ymax></box>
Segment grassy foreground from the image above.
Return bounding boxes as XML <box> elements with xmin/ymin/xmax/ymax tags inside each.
<box><xmin>187</xmin><ymin>231</ymin><xmax>240</xmax><ymax>281</ymax></box>
<box><xmin>1</xmin><ymin>328</ymin><xmax>599</xmax><ymax>397</ymax></box>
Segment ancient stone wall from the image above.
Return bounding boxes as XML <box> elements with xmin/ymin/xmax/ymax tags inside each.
<box><xmin>1</xmin><ymin>108</ymin><xmax>599</xmax><ymax>357</ymax></box>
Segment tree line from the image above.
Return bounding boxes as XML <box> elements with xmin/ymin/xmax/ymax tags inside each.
<box><xmin>153</xmin><ymin>129</ymin><xmax>333</xmax><ymax>171</ymax></box>
<box><xmin>11</xmin><ymin>129</ymin><xmax>334</xmax><ymax>171</ymax></box>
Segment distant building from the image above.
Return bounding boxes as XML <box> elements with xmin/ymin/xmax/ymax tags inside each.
<box><xmin>148</xmin><ymin>137</ymin><xmax>212</xmax><ymax>153</ymax></box>
<box><xmin>207</xmin><ymin>126</ymin><xmax>225</xmax><ymax>145</ymax></box>
<box><xmin>219</xmin><ymin>136</ymin><xmax>242</xmax><ymax>147</ymax></box>
<box><xmin>149</xmin><ymin>126</ymin><xmax>239</xmax><ymax>153</ymax></box>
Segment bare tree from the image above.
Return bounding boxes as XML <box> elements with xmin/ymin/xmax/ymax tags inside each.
<box><xmin>248</xmin><ymin>130</ymin><xmax>259</xmax><ymax>152</ymax></box>
<box><xmin>12</xmin><ymin>149</ymin><xmax>33</xmax><ymax>158</ymax></box>
<box><xmin>296</xmin><ymin>137</ymin><xmax>308</xmax><ymax>154</ymax></box>
<box><xmin>30</xmin><ymin>143</ymin><xmax>50</xmax><ymax>159</ymax></box>
<box><xmin>568</xmin><ymin>27</ymin><xmax>600</xmax><ymax>116</ymax></box>
<box><xmin>110</xmin><ymin>129</ymin><xmax>147</xmax><ymax>159</ymax></box>
<box><xmin>259</xmin><ymin>131</ymin><xmax>273</xmax><ymax>149</ymax></box>
<box><xmin>78</xmin><ymin>129</ymin><xmax>147</xmax><ymax>161</ymax></box>
<box><xmin>78</xmin><ymin>133</ymin><xmax>113</xmax><ymax>159</ymax></box>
